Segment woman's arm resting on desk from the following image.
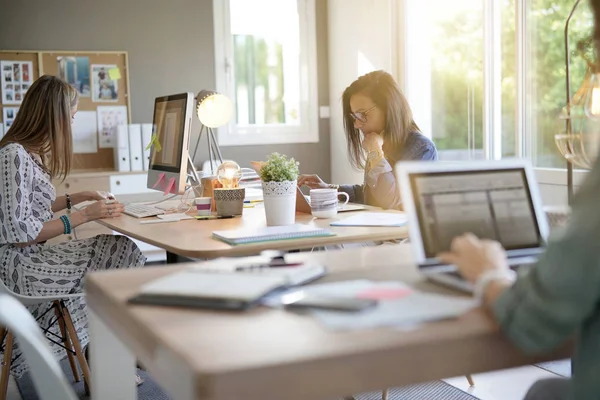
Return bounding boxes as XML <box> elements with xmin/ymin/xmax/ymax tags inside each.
<box><xmin>15</xmin><ymin>201</ymin><xmax>125</xmax><ymax>246</ymax></box>
<box><xmin>51</xmin><ymin>191</ymin><xmax>109</xmax><ymax>213</ymax></box>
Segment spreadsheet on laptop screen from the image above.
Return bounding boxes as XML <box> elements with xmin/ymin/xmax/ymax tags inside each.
<box><xmin>409</xmin><ymin>168</ymin><xmax>542</xmax><ymax>257</ymax></box>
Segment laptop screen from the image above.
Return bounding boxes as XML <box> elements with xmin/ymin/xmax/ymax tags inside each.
<box><xmin>409</xmin><ymin>168</ymin><xmax>543</xmax><ymax>258</ymax></box>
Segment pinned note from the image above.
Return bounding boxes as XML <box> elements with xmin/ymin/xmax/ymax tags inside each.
<box><xmin>164</xmin><ymin>177</ymin><xmax>176</xmax><ymax>195</ymax></box>
<box><xmin>145</xmin><ymin>133</ymin><xmax>162</xmax><ymax>152</ymax></box>
<box><xmin>108</xmin><ymin>67</ymin><xmax>121</xmax><ymax>80</ymax></box>
<box><xmin>152</xmin><ymin>172</ymin><xmax>166</xmax><ymax>189</ymax></box>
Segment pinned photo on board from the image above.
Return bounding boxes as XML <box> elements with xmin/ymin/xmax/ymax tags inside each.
<box><xmin>97</xmin><ymin>106</ymin><xmax>127</xmax><ymax>148</ymax></box>
<box><xmin>2</xmin><ymin>107</ymin><xmax>18</xmax><ymax>134</ymax></box>
<box><xmin>57</xmin><ymin>56</ymin><xmax>91</xmax><ymax>97</ymax></box>
<box><xmin>91</xmin><ymin>64</ymin><xmax>119</xmax><ymax>102</ymax></box>
<box><xmin>1</xmin><ymin>61</ymin><xmax>33</xmax><ymax>105</ymax></box>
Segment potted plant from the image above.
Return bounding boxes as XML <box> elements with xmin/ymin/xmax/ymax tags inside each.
<box><xmin>259</xmin><ymin>152</ymin><xmax>299</xmax><ymax>226</ymax></box>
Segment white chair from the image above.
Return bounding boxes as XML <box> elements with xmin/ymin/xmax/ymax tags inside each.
<box><xmin>0</xmin><ymin>279</ymin><xmax>90</xmax><ymax>400</ymax></box>
<box><xmin>0</xmin><ymin>295</ymin><xmax>77</xmax><ymax>400</ymax></box>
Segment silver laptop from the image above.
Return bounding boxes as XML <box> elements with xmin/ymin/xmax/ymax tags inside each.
<box><xmin>396</xmin><ymin>159</ymin><xmax>549</xmax><ymax>292</ymax></box>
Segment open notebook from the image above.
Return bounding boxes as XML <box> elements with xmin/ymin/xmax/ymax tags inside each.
<box><xmin>129</xmin><ymin>259</ymin><xmax>327</xmax><ymax>310</ymax></box>
<box><xmin>212</xmin><ymin>224</ymin><xmax>335</xmax><ymax>245</ymax></box>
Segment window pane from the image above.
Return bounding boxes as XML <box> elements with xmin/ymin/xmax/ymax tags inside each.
<box><xmin>528</xmin><ymin>0</ymin><xmax>594</xmax><ymax>168</ymax></box>
<box><xmin>230</xmin><ymin>0</ymin><xmax>301</xmax><ymax>126</ymax></box>
<box><xmin>406</xmin><ymin>0</ymin><xmax>485</xmax><ymax>161</ymax></box>
<box><xmin>502</xmin><ymin>0</ymin><xmax>517</xmax><ymax>158</ymax></box>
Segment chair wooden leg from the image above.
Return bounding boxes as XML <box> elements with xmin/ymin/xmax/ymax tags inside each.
<box><xmin>0</xmin><ymin>332</ymin><xmax>14</xmax><ymax>400</ymax></box>
<box><xmin>53</xmin><ymin>302</ymin><xmax>80</xmax><ymax>382</ymax></box>
<box><xmin>59</xmin><ymin>303</ymin><xmax>91</xmax><ymax>393</ymax></box>
<box><xmin>382</xmin><ymin>388</ymin><xmax>389</xmax><ymax>400</ymax></box>
<box><xmin>466</xmin><ymin>374</ymin><xmax>475</xmax><ymax>386</ymax></box>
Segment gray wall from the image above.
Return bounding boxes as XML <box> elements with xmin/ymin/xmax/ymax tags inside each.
<box><xmin>0</xmin><ymin>0</ymin><xmax>330</xmax><ymax>180</ymax></box>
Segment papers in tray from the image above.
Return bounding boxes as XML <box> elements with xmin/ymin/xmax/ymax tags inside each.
<box><xmin>330</xmin><ymin>213</ymin><xmax>408</xmax><ymax>227</ymax></box>
<box><xmin>212</xmin><ymin>224</ymin><xmax>335</xmax><ymax>245</ymax></box>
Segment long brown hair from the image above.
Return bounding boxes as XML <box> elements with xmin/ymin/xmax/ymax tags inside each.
<box><xmin>0</xmin><ymin>75</ymin><xmax>78</xmax><ymax>180</ymax></box>
<box><xmin>342</xmin><ymin>70</ymin><xmax>420</xmax><ymax>170</ymax></box>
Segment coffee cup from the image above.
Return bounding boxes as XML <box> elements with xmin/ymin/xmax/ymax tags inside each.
<box><xmin>194</xmin><ymin>197</ymin><xmax>212</xmax><ymax>216</ymax></box>
<box><xmin>309</xmin><ymin>189</ymin><xmax>350</xmax><ymax>218</ymax></box>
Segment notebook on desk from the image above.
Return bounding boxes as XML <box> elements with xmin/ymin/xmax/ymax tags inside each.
<box><xmin>212</xmin><ymin>224</ymin><xmax>335</xmax><ymax>245</ymax></box>
<box><xmin>129</xmin><ymin>260</ymin><xmax>327</xmax><ymax>310</ymax></box>
<box><xmin>129</xmin><ymin>271</ymin><xmax>285</xmax><ymax>310</ymax></box>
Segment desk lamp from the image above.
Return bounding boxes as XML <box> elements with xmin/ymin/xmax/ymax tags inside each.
<box><xmin>190</xmin><ymin>90</ymin><xmax>234</xmax><ymax>176</ymax></box>
<box><xmin>213</xmin><ymin>161</ymin><xmax>245</xmax><ymax>216</ymax></box>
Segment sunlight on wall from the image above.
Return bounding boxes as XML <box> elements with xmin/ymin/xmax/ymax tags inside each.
<box><xmin>357</xmin><ymin>51</ymin><xmax>377</xmax><ymax>77</ymax></box>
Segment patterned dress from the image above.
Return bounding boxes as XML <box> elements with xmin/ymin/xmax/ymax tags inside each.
<box><xmin>0</xmin><ymin>143</ymin><xmax>146</xmax><ymax>377</ymax></box>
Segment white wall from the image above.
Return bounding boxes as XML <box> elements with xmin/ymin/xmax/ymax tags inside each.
<box><xmin>536</xmin><ymin>169</ymin><xmax>586</xmax><ymax>207</ymax></box>
<box><xmin>327</xmin><ymin>0</ymin><xmax>399</xmax><ymax>184</ymax></box>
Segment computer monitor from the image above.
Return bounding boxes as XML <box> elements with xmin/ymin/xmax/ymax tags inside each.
<box><xmin>147</xmin><ymin>92</ymin><xmax>195</xmax><ymax>195</ymax></box>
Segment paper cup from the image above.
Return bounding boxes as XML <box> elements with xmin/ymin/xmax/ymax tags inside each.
<box><xmin>194</xmin><ymin>197</ymin><xmax>212</xmax><ymax>216</ymax></box>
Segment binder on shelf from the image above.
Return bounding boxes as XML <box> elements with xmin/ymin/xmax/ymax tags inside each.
<box><xmin>114</xmin><ymin>125</ymin><xmax>131</xmax><ymax>172</ymax></box>
<box><xmin>141</xmin><ymin>123</ymin><xmax>153</xmax><ymax>171</ymax></box>
<box><xmin>128</xmin><ymin>124</ymin><xmax>144</xmax><ymax>171</ymax></box>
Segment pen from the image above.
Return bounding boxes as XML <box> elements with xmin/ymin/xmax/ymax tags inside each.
<box><xmin>244</xmin><ymin>200</ymin><xmax>263</xmax><ymax>203</ymax></box>
<box><xmin>140</xmin><ymin>219</ymin><xmax>181</xmax><ymax>225</ymax></box>
<box><xmin>194</xmin><ymin>215</ymin><xmax>235</xmax><ymax>220</ymax></box>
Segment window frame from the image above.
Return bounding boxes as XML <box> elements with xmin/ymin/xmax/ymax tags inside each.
<box><xmin>212</xmin><ymin>0</ymin><xmax>319</xmax><ymax>146</ymax></box>
<box><xmin>399</xmin><ymin>0</ymin><xmax>590</xmax><ymax>183</ymax></box>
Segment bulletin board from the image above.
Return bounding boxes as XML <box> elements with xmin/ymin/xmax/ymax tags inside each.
<box><xmin>0</xmin><ymin>50</ymin><xmax>131</xmax><ymax>172</ymax></box>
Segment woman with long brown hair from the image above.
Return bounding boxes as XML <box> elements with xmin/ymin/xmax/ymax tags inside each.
<box><xmin>0</xmin><ymin>75</ymin><xmax>145</xmax><ymax>379</ymax></box>
<box><xmin>298</xmin><ymin>70</ymin><xmax>437</xmax><ymax>210</ymax></box>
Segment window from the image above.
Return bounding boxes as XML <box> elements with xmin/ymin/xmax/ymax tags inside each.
<box><xmin>527</xmin><ymin>0</ymin><xmax>593</xmax><ymax>168</ymax></box>
<box><xmin>404</xmin><ymin>0</ymin><xmax>596</xmax><ymax>171</ymax></box>
<box><xmin>213</xmin><ymin>0</ymin><xmax>318</xmax><ymax>146</ymax></box>
<box><xmin>405</xmin><ymin>0</ymin><xmax>485</xmax><ymax>162</ymax></box>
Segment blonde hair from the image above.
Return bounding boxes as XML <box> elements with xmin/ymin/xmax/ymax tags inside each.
<box><xmin>0</xmin><ymin>75</ymin><xmax>78</xmax><ymax>180</ymax></box>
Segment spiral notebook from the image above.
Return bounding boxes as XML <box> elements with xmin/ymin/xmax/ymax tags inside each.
<box><xmin>212</xmin><ymin>224</ymin><xmax>335</xmax><ymax>245</ymax></box>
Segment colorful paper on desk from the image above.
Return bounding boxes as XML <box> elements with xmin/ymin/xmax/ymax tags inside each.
<box><xmin>331</xmin><ymin>213</ymin><xmax>408</xmax><ymax>227</ymax></box>
<box><xmin>273</xmin><ymin>280</ymin><xmax>477</xmax><ymax>331</ymax></box>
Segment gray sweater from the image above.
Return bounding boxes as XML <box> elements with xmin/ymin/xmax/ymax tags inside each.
<box><xmin>339</xmin><ymin>132</ymin><xmax>437</xmax><ymax>210</ymax></box>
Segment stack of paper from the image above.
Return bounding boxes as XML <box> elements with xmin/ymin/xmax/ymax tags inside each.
<box><xmin>270</xmin><ymin>280</ymin><xmax>477</xmax><ymax>331</ymax></box>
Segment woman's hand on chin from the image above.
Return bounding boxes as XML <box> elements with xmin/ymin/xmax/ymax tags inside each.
<box><xmin>361</xmin><ymin>132</ymin><xmax>384</xmax><ymax>153</ymax></box>
<box><xmin>297</xmin><ymin>174</ymin><xmax>329</xmax><ymax>189</ymax></box>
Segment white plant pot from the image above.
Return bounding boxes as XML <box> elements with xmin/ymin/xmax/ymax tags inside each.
<box><xmin>262</xmin><ymin>180</ymin><xmax>297</xmax><ymax>226</ymax></box>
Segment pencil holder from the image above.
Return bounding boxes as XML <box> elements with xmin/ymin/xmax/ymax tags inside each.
<box><xmin>213</xmin><ymin>188</ymin><xmax>245</xmax><ymax>216</ymax></box>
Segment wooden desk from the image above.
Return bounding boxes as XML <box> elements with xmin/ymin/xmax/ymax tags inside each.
<box><xmin>96</xmin><ymin>205</ymin><xmax>408</xmax><ymax>259</ymax></box>
<box><xmin>86</xmin><ymin>245</ymin><xmax>571</xmax><ymax>400</ymax></box>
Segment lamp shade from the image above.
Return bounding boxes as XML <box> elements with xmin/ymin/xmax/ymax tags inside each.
<box><xmin>196</xmin><ymin>90</ymin><xmax>233</xmax><ymax>128</ymax></box>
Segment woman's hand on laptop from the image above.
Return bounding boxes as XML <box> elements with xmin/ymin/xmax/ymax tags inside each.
<box><xmin>438</xmin><ymin>233</ymin><xmax>510</xmax><ymax>284</ymax></box>
<box><xmin>297</xmin><ymin>174</ymin><xmax>329</xmax><ymax>189</ymax></box>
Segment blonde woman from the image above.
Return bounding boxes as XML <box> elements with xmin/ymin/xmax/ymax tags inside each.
<box><xmin>0</xmin><ymin>75</ymin><xmax>145</xmax><ymax>381</ymax></box>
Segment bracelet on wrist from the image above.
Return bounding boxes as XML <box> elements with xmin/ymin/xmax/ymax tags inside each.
<box><xmin>473</xmin><ymin>269</ymin><xmax>517</xmax><ymax>303</ymax></box>
<box><xmin>59</xmin><ymin>215</ymin><xmax>72</xmax><ymax>235</ymax></box>
<box><xmin>65</xmin><ymin>193</ymin><xmax>72</xmax><ymax>211</ymax></box>
<box><xmin>328</xmin><ymin>183</ymin><xmax>339</xmax><ymax>190</ymax></box>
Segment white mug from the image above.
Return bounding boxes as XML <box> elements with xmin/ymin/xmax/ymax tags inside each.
<box><xmin>309</xmin><ymin>189</ymin><xmax>350</xmax><ymax>218</ymax></box>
